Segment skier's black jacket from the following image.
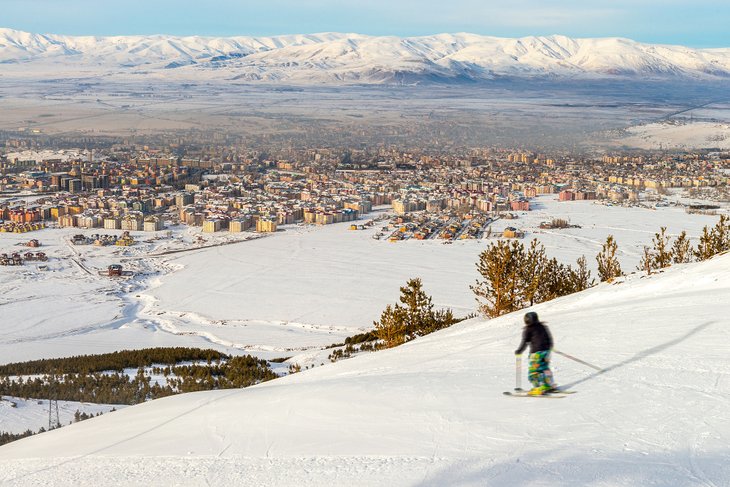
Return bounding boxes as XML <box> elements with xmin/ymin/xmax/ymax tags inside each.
<box><xmin>515</xmin><ymin>322</ymin><xmax>553</xmax><ymax>354</ymax></box>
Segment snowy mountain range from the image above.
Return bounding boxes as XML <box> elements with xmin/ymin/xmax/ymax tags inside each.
<box><xmin>1</xmin><ymin>249</ymin><xmax>729</xmax><ymax>485</ymax></box>
<box><xmin>2</xmin><ymin>27</ymin><xmax>730</xmax><ymax>84</ymax></box>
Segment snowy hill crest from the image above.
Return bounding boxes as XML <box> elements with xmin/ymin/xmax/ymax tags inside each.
<box><xmin>2</xmin><ymin>28</ymin><xmax>730</xmax><ymax>84</ymax></box>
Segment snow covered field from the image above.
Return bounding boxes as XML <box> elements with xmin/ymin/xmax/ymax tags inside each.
<box><xmin>1</xmin><ymin>242</ymin><xmax>728</xmax><ymax>486</ymax></box>
<box><xmin>0</xmin><ymin>397</ymin><xmax>121</xmax><ymax>435</ymax></box>
<box><xmin>1</xmin><ymin>197</ymin><xmax>726</xmax><ymax>368</ymax></box>
<box><xmin>619</xmin><ymin>121</ymin><xmax>730</xmax><ymax>149</ymax></box>
<box><xmin>0</xmin><ymin>227</ymin><xmax>259</xmax><ymax>364</ymax></box>
<box><xmin>149</xmin><ymin>196</ymin><xmax>726</xmax><ymax>332</ymax></box>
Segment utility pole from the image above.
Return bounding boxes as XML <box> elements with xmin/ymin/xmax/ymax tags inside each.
<box><xmin>48</xmin><ymin>375</ymin><xmax>60</xmax><ymax>430</ymax></box>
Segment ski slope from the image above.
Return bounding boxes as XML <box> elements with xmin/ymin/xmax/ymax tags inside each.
<box><xmin>1</xmin><ymin>251</ymin><xmax>729</xmax><ymax>486</ymax></box>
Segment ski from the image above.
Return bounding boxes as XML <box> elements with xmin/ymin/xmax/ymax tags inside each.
<box><xmin>503</xmin><ymin>391</ymin><xmax>567</xmax><ymax>398</ymax></box>
<box><xmin>502</xmin><ymin>391</ymin><xmax>576</xmax><ymax>399</ymax></box>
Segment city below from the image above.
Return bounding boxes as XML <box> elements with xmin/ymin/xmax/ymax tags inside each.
<box><xmin>2</xmin><ymin>143</ymin><xmax>728</xmax><ymax>246</ymax></box>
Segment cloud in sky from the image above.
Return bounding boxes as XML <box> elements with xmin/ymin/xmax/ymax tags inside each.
<box><xmin>2</xmin><ymin>0</ymin><xmax>728</xmax><ymax>47</ymax></box>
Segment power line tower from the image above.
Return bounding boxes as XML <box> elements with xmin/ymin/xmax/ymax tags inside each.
<box><xmin>48</xmin><ymin>376</ymin><xmax>60</xmax><ymax>430</ymax></box>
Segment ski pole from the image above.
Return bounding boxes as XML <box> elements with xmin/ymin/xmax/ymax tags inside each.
<box><xmin>553</xmin><ymin>349</ymin><xmax>603</xmax><ymax>372</ymax></box>
<box><xmin>515</xmin><ymin>354</ymin><xmax>523</xmax><ymax>391</ymax></box>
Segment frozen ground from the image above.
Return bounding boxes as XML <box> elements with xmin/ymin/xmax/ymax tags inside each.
<box><xmin>1</xmin><ymin>197</ymin><xmax>726</xmax><ymax>368</ymax></box>
<box><xmin>0</xmin><ymin>248</ymin><xmax>728</xmax><ymax>486</ymax></box>
<box><xmin>149</xmin><ymin>196</ymin><xmax>726</xmax><ymax>333</ymax></box>
<box><xmin>618</xmin><ymin>120</ymin><xmax>730</xmax><ymax>149</ymax></box>
<box><xmin>0</xmin><ymin>396</ymin><xmax>122</xmax><ymax>435</ymax></box>
<box><xmin>0</xmin><ymin>227</ymin><xmax>261</xmax><ymax>364</ymax></box>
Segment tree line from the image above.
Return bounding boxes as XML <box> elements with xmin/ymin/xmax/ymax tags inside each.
<box><xmin>472</xmin><ymin>215</ymin><xmax>730</xmax><ymax>318</ymax></box>
<box><xmin>636</xmin><ymin>215</ymin><xmax>730</xmax><ymax>275</ymax></box>
<box><xmin>0</xmin><ymin>347</ymin><xmax>227</xmax><ymax>376</ymax></box>
<box><xmin>0</xmin><ymin>350</ymin><xmax>276</xmax><ymax>405</ymax></box>
<box><xmin>319</xmin><ymin>215</ymin><xmax>730</xmax><ymax>362</ymax></box>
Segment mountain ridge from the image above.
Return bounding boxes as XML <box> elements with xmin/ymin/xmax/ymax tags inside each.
<box><xmin>2</xmin><ymin>27</ymin><xmax>730</xmax><ymax>85</ymax></box>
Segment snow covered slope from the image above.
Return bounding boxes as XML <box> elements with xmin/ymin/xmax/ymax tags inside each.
<box><xmin>0</xmin><ymin>397</ymin><xmax>121</xmax><ymax>435</ymax></box>
<box><xmin>1</xmin><ymin>252</ymin><xmax>729</xmax><ymax>485</ymax></box>
<box><xmin>2</xmin><ymin>28</ymin><xmax>730</xmax><ymax>84</ymax></box>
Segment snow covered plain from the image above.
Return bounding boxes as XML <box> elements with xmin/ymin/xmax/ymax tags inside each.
<box><xmin>1</xmin><ymin>197</ymin><xmax>726</xmax><ymax>368</ymax></box>
<box><xmin>1</xmin><ymin>242</ymin><xmax>728</xmax><ymax>485</ymax></box>
<box><xmin>0</xmin><ymin>227</ymin><xmax>260</xmax><ymax>364</ymax></box>
<box><xmin>619</xmin><ymin>121</ymin><xmax>730</xmax><ymax>150</ymax></box>
<box><xmin>148</xmin><ymin>197</ymin><xmax>726</xmax><ymax>332</ymax></box>
<box><xmin>0</xmin><ymin>397</ymin><xmax>120</xmax><ymax>435</ymax></box>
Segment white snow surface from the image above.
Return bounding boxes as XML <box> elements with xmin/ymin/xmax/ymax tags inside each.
<box><xmin>0</xmin><ymin>397</ymin><xmax>121</xmax><ymax>435</ymax></box>
<box><xmin>0</xmin><ymin>197</ymin><xmax>726</xmax><ymax>369</ymax></box>
<box><xmin>619</xmin><ymin>121</ymin><xmax>730</xmax><ymax>149</ymax></box>
<box><xmin>3</xmin><ymin>150</ymin><xmax>89</xmax><ymax>164</ymax></box>
<box><xmin>1</xmin><ymin>248</ymin><xmax>729</xmax><ymax>485</ymax></box>
<box><xmin>149</xmin><ymin>198</ymin><xmax>725</xmax><ymax>331</ymax></box>
<box><xmin>2</xmin><ymin>28</ymin><xmax>730</xmax><ymax>84</ymax></box>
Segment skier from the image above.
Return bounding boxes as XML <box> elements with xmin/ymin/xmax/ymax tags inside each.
<box><xmin>515</xmin><ymin>311</ymin><xmax>556</xmax><ymax>396</ymax></box>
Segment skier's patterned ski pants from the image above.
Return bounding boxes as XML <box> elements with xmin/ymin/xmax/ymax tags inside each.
<box><xmin>529</xmin><ymin>350</ymin><xmax>554</xmax><ymax>389</ymax></box>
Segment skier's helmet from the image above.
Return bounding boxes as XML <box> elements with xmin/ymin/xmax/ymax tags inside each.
<box><xmin>524</xmin><ymin>312</ymin><xmax>539</xmax><ymax>326</ymax></box>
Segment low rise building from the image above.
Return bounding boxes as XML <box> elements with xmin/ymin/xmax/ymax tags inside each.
<box><xmin>256</xmin><ymin>218</ymin><xmax>277</xmax><ymax>233</ymax></box>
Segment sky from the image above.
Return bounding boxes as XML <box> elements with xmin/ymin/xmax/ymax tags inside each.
<box><xmin>2</xmin><ymin>0</ymin><xmax>728</xmax><ymax>47</ymax></box>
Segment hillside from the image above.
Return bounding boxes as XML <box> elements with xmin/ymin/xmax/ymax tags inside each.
<box><xmin>2</xmin><ymin>28</ymin><xmax>730</xmax><ymax>84</ymax></box>
<box><xmin>1</xmin><ymin>253</ymin><xmax>729</xmax><ymax>486</ymax></box>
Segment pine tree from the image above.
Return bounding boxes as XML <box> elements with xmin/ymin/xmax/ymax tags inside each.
<box><xmin>695</xmin><ymin>226</ymin><xmax>715</xmax><ymax>261</ymax></box>
<box><xmin>638</xmin><ymin>246</ymin><xmax>655</xmax><ymax>275</ymax></box>
<box><xmin>398</xmin><ymin>278</ymin><xmax>435</xmax><ymax>340</ymax></box>
<box><xmin>711</xmin><ymin>215</ymin><xmax>730</xmax><ymax>255</ymax></box>
<box><xmin>375</xmin><ymin>279</ymin><xmax>457</xmax><ymax>348</ymax></box>
<box><xmin>520</xmin><ymin>239</ymin><xmax>547</xmax><ymax>307</ymax></box>
<box><xmin>472</xmin><ymin>240</ymin><xmax>524</xmax><ymax>317</ymax></box>
<box><xmin>596</xmin><ymin>235</ymin><xmax>623</xmax><ymax>282</ymax></box>
<box><xmin>569</xmin><ymin>256</ymin><xmax>594</xmax><ymax>292</ymax></box>
<box><xmin>651</xmin><ymin>227</ymin><xmax>673</xmax><ymax>269</ymax></box>
<box><xmin>671</xmin><ymin>231</ymin><xmax>693</xmax><ymax>264</ymax></box>
<box><xmin>536</xmin><ymin>257</ymin><xmax>570</xmax><ymax>302</ymax></box>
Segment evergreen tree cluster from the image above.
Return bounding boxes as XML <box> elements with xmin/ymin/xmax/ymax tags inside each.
<box><xmin>0</xmin><ymin>349</ymin><xmax>276</xmax><ymax>405</ymax></box>
<box><xmin>471</xmin><ymin>239</ymin><xmax>593</xmax><ymax>318</ymax></box>
<box><xmin>374</xmin><ymin>278</ymin><xmax>459</xmax><ymax>349</ymax></box>
<box><xmin>471</xmin><ymin>215</ymin><xmax>730</xmax><ymax>319</ymax></box>
<box><xmin>0</xmin><ymin>348</ymin><xmax>226</xmax><ymax>376</ymax></box>
<box><xmin>327</xmin><ymin>340</ymin><xmax>377</xmax><ymax>362</ymax></box>
<box><xmin>637</xmin><ymin>216</ymin><xmax>730</xmax><ymax>274</ymax></box>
